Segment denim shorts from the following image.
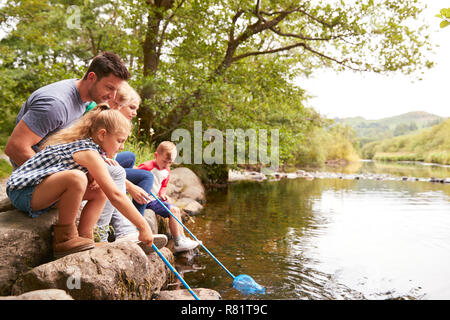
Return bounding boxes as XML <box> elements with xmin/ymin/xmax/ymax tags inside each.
<box><xmin>7</xmin><ymin>186</ymin><xmax>54</xmax><ymax>218</ymax></box>
<box><xmin>146</xmin><ymin>199</ymin><xmax>172</xmax><ymax>218</ymax></box>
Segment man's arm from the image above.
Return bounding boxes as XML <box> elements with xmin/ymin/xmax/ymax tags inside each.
<box><xmin>5</xmin><ymin>120</ymin><xmax>42</xmax><ymax>166</ymax></box>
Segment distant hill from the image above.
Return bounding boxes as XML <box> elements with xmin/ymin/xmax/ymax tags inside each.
<box><xmin>335</xmin><ymin>111</ymin><xmax>445</xmax><ymax>146</ymax></box>
<box><xmin>360</xmin><ymin>119</ymin><xmax>450</xmax><ymax>165</ymax></box>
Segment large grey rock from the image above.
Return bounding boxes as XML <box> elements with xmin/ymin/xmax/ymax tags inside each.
<box><xmin>0</xmin><ymin>198</ymin><xmax>14</xmax><ymax>212</ymax></box>
<box><xmin>143</xmin><ymin>209</ymin><xmax>158</xmax><ymax>234</ymax></box>
<box><xmin>155</xmin><ymin>288</ymin><xmax>221</xmax><ymax>300</ymax></box>
<box><xmin>11</xmin><ymin>242</ymin><xmax>174</xmax><ymax>300</ymax></box>
<box><xmin>0</xmin><ymin>208</ymin><xmax>58</xmax><ymax>295</ymax></box>
<box><xmin>0</xmin><ymin>289</ymin><xmax>73</xmax><ymax>300</ymax></box>
<box><xmin>167</xmin><ymin>168</ymin><xmax>206</xmax><ymax>204</ymax></box>
<box><xmin>174</xmin><ymin>197</ymin><xmax>204</xmax><ymax>215</ymax></box>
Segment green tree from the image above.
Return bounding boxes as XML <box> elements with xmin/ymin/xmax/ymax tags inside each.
<box><xmin>437</xmin><ymin>8</ymin><xmax>450</xmax><ymax>28</ymax></box>
<box><xmin>393</xmin><ymin>123</ymin><xmax>409</xmax><ymax>136</ymax></box>
<box><xmin>0</xmin><ymin>0</ymin><xmax>436</xmax><ymax>171</ymax></box>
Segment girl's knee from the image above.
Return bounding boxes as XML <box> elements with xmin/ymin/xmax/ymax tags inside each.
<box><xmin>67</xmin><ymin>170</ymin><xmax>88</xmax><ymax>190</ymax></box>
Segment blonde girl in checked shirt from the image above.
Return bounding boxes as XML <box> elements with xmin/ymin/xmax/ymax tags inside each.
<box><xmin>7</xmin><ymin>106</ymin><xmax>154</xmax><ymax>258</ymax></box>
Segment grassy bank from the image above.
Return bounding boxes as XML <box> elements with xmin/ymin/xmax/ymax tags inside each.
<box><xmin>362</xmin><ymin>119</ymin><xmax>450</xmax><ymax>165</ymax></box>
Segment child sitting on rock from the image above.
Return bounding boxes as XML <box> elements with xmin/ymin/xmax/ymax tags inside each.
<box><xmin>6</xmin><ymin>106</ymin><xmax>157</xmax><ymax>258</ymax></box>
<box><xmin>138</xmin><ymin>141</ymin><xmax>200</xmax><ymax>253</ymax></box>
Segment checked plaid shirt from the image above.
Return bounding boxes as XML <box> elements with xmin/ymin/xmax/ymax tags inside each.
<box><xmin>7</xmin><ymin>138</ymin><xmax>103</xmax><ymax>191</ymax></box>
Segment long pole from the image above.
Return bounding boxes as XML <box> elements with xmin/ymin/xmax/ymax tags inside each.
<box><xmin>152</xmin><ymin>244</ymin><xmax>200</xmax><ymax>300</ymax></box>
<box><xmin>149</xmin><ymin>191</ymin><xmax>236</xmax><ymax>280</ymax></box>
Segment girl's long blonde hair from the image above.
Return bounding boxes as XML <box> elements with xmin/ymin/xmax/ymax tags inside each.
<box><xmin>42</xmin><ymin>104</ymin><xmax>131</xmax><ymax>148</ymax></box>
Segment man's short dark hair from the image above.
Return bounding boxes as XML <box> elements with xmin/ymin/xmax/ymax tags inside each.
<box><xmin>83</xmin><ymin>51</ymin><xmax>130</xmax><ymax>81</ymax></box>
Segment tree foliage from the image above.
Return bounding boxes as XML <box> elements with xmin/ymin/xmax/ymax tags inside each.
<box><xmin>437</xmin><ymin>8</ymin><xmax>450</xmax><ymax>28</ymax></box>
<box><xmin>0</xmin><ymin>0</ymin><xmax>435</xmax><ymax>169</ymax></box>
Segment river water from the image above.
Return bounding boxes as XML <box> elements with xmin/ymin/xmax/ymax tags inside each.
<box><xmin>177</xmin><ymin>161</ymin><xmax>450</xmax><ymax>300</ymax></box>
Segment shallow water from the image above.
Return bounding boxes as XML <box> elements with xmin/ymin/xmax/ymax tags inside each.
<box><xmin>177</xmin><ymin>162</ymin><xmax>450</xmax><ymax>300</ymax></box>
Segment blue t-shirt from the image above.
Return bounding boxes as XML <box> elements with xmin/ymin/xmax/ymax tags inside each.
<box><xmin>16</xmin><ymin>79</ymin><xmax>85</xmax><ymax>153</ymax></box>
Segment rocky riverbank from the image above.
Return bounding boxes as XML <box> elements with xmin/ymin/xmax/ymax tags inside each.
<box><xmin>0</xmin><ymin>167</ymin><xmax>219</xmax><ymax>300</ymax></box>
<box><xmin>229</xmin><ymin>168</ymin><xmax>450</xmax><ymax>184</ymax></box>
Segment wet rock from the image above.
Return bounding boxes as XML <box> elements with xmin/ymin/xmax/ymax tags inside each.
<box><xmin>0</xmin><ymin>208</ymin><xmax>58</xmax><ymax>296</ymax></box>
<box><xmin>175</xmin><ymin>197</ymin><xmax>204</xmax><ymax>215</ymax></box>
<box><xmin>229</xmin><ymin>170</ymin><xmax>267</xmax><ymax>182</ymax></box>
<box><xmin>230</xmin><ymin>168</ymin><xmax>449</xmax><ymax>186</ymax></box>
<box><xmin>0</xmin><ymin>198</ymin><xmax>14</xmax><ymax>212</ymax></box>
<box><xmin>11</xmin><ymin>242</ymin><xmax>174</xmax><ymax>300</ymax></box>
<box><xmin>143</xmin><ymin>209</ymin><xmax>158</xmax><ymax>234</ymax></box>
<box><xmin>167</xmin><ymin>168</ymin><xmax>206</xmax><ymax>204</ymax></box>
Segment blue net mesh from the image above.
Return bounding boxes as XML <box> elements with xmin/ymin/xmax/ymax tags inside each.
<box><xmin>232</xmin><ymin>274</ymin><xmax>266</xmax><ymax>295</ymax></box>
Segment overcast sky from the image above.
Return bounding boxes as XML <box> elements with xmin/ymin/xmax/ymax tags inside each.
<box><xmin>298</xmin><ymin>0</ymin><xmax>450</xmax><ymax>120</ymax></box>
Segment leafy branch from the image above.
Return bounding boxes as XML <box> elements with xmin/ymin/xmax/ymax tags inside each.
<box><xmin>436</xmin><ymin>8</ymin><xmax>450</xmax><ymax>28</ymax></box>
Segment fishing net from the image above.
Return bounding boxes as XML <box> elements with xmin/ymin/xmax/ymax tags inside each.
<box><xmin>232</xmin><ymin>274</ymin><xmax>266</xmax><ymax>295</ymax></box>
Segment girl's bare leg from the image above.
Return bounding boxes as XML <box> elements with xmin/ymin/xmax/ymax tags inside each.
<box><xmin>169</xmin><ymin>206</ymin><xmax>183</xmax><ymax>238</ymax></box>
<box><xmin>77</xmin><ymin>186</ymin><xmax>107</xmax><ymax>239</ymax></box>
<box><xmin>31</xmin><ymin>170</ymin><xmax>88</xmax><ymax>225</ymax></box>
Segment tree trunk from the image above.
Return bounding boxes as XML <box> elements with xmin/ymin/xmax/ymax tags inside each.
<box><xmin>138</xmin><ymin>1</ymin><xmax>173</xmax><ymax>140</ymax></box>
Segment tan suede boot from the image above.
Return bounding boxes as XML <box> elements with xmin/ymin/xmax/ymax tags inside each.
<box><xmin>53</xmin><ymin>224</ymin><xmax>95</xmax><ymax>259</ymax></box>
<box><xmin>78</xmin><ymin>229</ymin><xmax>107</xmax><ymax>247</ymax></box>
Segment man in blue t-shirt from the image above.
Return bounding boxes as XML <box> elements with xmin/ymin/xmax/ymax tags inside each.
<box><xmin>5</xmin><ymin>51</ymin><xmax>130</xmax><ymax>168</ymax></box>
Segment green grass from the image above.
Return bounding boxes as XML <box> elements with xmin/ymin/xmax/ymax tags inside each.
<box><xmin>373</xmin><ymin>152</ymin><xmax>420</xmax><ymax>162</ymax></box>
<box><xmin>362</xmin><ymin>119</ymin><xmax>450</xmax><ymax>165</ymax></box>
<box><xmin>123</xmin><ymin>137</ymin><xmax>156</xmax><ymax>166</ymax></box>
<box><xmin>0</xmin><ymin>158</ymin><xmax>12</xmax><ymax>179</ymax></box>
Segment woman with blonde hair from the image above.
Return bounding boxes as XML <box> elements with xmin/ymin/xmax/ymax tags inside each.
<box><xmin>100</xmin><ymin>84</ymin><xmax>198</xmax><ymax>252</ymax></box>
<box><xmin>94</xmin><ymin>83</ymin><xmax>157</xmax><ymax>243</ymax></box>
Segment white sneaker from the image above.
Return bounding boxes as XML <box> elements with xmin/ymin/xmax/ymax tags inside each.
<box><xmin>115</xmin><ymin>232</ymin><xmax>168</xmax><ymax>253</ymax></box>
<box><xmin>174</xmin><ymin>237</ymin><xmax>201</xmax><ymax>253</ymax></box>
<box><xmin>115</xmin><ymin>231</ymin><xmax>140</xmax><ymax>243</ymax></box>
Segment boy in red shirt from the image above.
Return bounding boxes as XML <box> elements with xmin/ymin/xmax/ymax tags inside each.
<box><xmin>138</xmin><ymin>141</ymin><xmax>199</xmax><ymax>252</ymax></box>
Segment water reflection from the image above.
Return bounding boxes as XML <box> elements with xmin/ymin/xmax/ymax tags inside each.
<box><xmin>305</xmin><ymin>160</ymin><xmax>450</xmax><ymax>179</ymax></box>
<box><xmin>180</xmin><ymin>163</ymin><xmax>450</xmax><ymax>300</ymax></box>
